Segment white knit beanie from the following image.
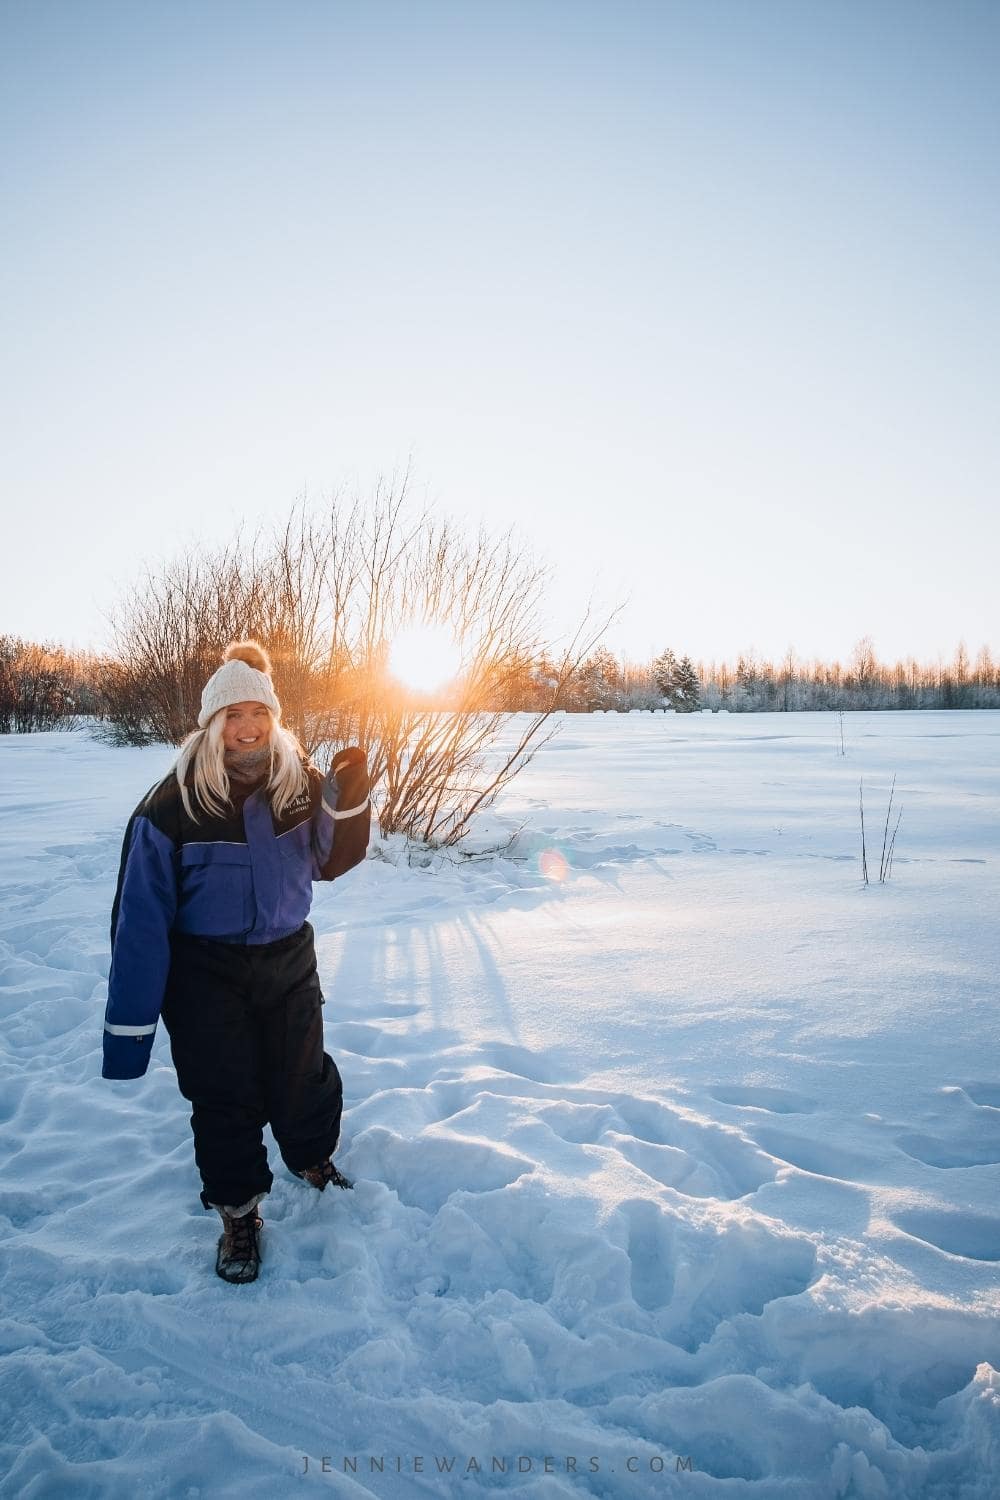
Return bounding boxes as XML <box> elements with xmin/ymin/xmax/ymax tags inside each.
<box><xmin>198</xmin><ymin>641</ymin><xmax>282</xmax><ymax>728</ymax></box>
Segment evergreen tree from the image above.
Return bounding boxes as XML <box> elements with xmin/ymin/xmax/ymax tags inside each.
<box><xmin>652</xmin><ymin>647</ymin><xmax>680</xmax><ymax>705</ymax></box>
<box><xmin>735</xmin><ymin>653</ymin><xmax>757</xmax><ymax>694</ymax></box>
<box><xmin>578</xmin><ymin>647</ymin><xmax>622</xmax><ymax>709</ymax></box>
<box><xmin>674</xmin><ymin>655</ymin><xmax>701</xmax><ymax>711</ymax></box>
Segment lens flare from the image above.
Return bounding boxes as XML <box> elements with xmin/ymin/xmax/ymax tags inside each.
<box><xmin>539</xmin><ymin>848</ymin><xmax>569</xmax><ymax>881</ymax></box>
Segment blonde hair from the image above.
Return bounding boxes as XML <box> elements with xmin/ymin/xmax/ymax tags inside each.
<box><xmin>173</xmin><ymin>707</ymin><xmax>310</xmax><ymax>822</ymax></box>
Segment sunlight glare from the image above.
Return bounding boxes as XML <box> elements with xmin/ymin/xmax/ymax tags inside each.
<box><xmin>388</xmin><ymin>623</ymin><xmax>462</xmax><ymax>692</ymax></box>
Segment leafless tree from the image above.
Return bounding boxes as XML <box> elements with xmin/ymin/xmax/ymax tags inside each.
<box><xmin>98</xmin><ymin>469</ymin><xmax>618</xmax><ymax>847</ymax></box>
<box><xmin>0</xmin><ymin>636</ymin><xmax>80</xmax><ymax>732</ymax></box>
<box><xmin>337</xmin><ymin>501</ymin><xmax>617</xmax><ymax>843</ymax></box>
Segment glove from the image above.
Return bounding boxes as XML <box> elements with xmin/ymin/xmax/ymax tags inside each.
<box><xmin>317</xmin><ymin>746</ymin><xmax>372</xmax><ymax>880</ymax></box>
<box><xmin>331</xmin><ymin>745</ymin><xmax>367</xmax><ymax>778</ymax></box>
<box><xmin>329</xmin><ymin>746</ymin><xmax>370</xmax><ymax>815</ymax></box>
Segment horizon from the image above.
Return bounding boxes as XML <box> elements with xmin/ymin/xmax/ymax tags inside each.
<box><xmin>7</xmin><ymin>613</ymin><xmax>992</xmax><ymax>676</ymax></box>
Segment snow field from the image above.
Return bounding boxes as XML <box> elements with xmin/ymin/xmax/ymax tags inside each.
<box><xmin>1</xmin><ymin>714</ymin><xmax>998</xmax><ymax>1498</ymax></box>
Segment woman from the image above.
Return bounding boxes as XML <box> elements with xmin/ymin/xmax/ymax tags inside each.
<box><xmin>102</xmin><ymin>641</ymin><xmax>371</xmax><ymax>1284</ymax></box>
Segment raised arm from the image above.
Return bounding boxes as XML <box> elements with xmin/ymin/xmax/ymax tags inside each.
<box><xmin>311</xmin><ymin>746</ymin><xmax>372</xmax><ymax>882</ymax></box>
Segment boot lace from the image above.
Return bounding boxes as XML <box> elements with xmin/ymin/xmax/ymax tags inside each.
<box><xmin>220</xmin><ymin>1210</ymin><xmax>262</xmax><ymax>1275</ymax></box>
<box><xmin>297</xmin><ymin>1158</ymin><xmax>354</xmax><ymax>1190</ymax></box>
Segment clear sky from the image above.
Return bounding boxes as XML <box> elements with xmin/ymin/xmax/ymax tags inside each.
<box><xmin>2</xmin><ymin>0</ymin><xmax>997</xmax><ymax>669</ymax></box>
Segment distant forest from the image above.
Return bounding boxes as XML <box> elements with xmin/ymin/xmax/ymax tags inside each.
<box><xmin>2</xmin><ymin>632</ymin><xmax>997</xmax><ymax>735</ymax></box>
<box><xmin>553</xmin><ymin>636</ymin><xmax>1000</xmax><ymax>714</ymax></box>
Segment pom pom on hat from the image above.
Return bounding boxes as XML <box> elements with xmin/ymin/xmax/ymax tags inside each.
<box><xmin>223</xmin><ymin>640</ymin><xmax>272</xmax><ymax>674</ymax></box>
<box><xmin>198</xmin><ymin>639</ymin><xmax>281</xmax><ymax>728</ymax></box>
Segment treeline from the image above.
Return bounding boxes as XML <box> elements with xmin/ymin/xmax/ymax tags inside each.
<box><xmin>546</xmin><ymin>637</ymin><xmax>1000</xmax><ymax>713</ymax></box>
<box><xmin>4</xmin><ymin>629</ymin><xmax>997</xmax><ymax>735</ymax></box>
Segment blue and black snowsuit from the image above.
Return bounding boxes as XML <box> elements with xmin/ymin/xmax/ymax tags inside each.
<box><xmin>103</xmin><ymin>752</ymin><xmax>371</xmax><ymax>1213</ymax></box>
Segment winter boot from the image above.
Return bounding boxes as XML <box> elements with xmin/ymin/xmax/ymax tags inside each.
<box><xmin>215</xmin><ymin>1205</ymin><xmax>263</xmax><ymax>1283</ymax></box>
<box><xmin>291</xmin><ymin>1158</ymin><xmax>354</xmax><ymax>1192</ymax></box>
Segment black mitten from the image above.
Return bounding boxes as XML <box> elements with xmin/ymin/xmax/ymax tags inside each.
<box><xmin>332</xmin><ymin>745</ymin><xmax>367</xmax><ymax>777</ymax></box>
<box><xmin>330</xmin><ymin>746</ymin><xmax>370</xmax><ymax>810</ymax></box>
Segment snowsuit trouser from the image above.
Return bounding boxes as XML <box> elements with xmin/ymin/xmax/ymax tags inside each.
<box><xmin>159</xmin><ymin>921</ymin><xmax>343</xmax><ymax>1214</ymax></box>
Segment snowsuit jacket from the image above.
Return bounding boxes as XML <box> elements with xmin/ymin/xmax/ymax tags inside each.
<box><xmin>102</xmin><ymin>754</ymin><xmax>371</xmax><ymax>1080</ymax></box>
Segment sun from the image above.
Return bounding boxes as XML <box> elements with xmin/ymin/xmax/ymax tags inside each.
<box><xmin>387</xmin><ymin>623</ymin><xmax>463</xmax><ymax>693</ymax></box>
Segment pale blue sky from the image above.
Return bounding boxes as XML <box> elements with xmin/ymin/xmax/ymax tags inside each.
<box><xmin>2</xmin><ymin>0</ymin><xmax>997</xmax><ymax>667</ymax></box>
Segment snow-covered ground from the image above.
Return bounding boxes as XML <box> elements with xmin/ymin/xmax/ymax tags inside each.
<box><xmin>1</xmin><ymin>711</ymin><xmax>998</xmax><ymax>1499</ymax></box>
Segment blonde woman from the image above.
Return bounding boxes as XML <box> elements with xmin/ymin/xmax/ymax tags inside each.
<box><xmin>102</xmin><ymin>641</ymin><xmax>371</xmax><ymax>1283</ymax></box>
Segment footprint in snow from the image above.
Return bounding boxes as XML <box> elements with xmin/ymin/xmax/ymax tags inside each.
<box><xmin>0</xmin><ymin>1190</ymin><xmax>55</xmax><ymax>1234</ymax></box>
<box><xmin>534</xmin><ymin>1093</ymin><xmax>776</xmax><ymax>1200</ymax></box>
<box><xmin>960</xmin><ymin>1082</ymin><xmax>1000</xmax><ymax>1110</ymax></box>
<box><xmin>618</xmin><ymin>1197</ymin><xmax>816</xmax><ymax>1350</ymax></box>
<box><xmin>750</xmin><ymin>1126</ymin><xmax>883</xmax><ymax>1182</ymax></box>
<box><xmin>895</xmin><ymin>1132</ymin><xmax>1000</xmax><ymax>1169</ymax></box>
<box><xmin>892</xmin><ymin>1208</ymin><xmax>1000</xmax><ymax>1262</ymax></box>
<box><xmin>470</xmin><ymin>1041</ymin><xmax>569</xmax><ymax>1085</ymax></box>
<box><xmin>330</xmin><ymin>1020</ymin><xmax>458</xmax><ymax>1059</ymax></box>
<box><xmin>708</xmin><ymin>1085</ymin><xmax>817</xmax><ymax>1115</ymax></box>
<box><xmin>352</xmin><ymin>1125</ymin><xmax>534</xmax><ymax>1214</ymax></box>
<box><xmin>891</xmin><ymin>1080</ymin><xmax>1000</xmax><ymax>1167</ymax></box>
<box><xmin>337</xmin><ymin>1001</ymin><xmax>422</xmax><ymax>1022</ymax></box>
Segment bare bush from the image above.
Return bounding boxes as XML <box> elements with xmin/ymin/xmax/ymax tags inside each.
<box><xmin>99</xmin><ymin>470</ymin><xmax>616</xmax><ymax>847</ymax></box>
<box><xmin>353</xmin><ymin>514</ymin><xmax>612</xmax><ymax>843</ymax></box>
<box><xmin>96</xmin><ymin>538</ymin><xmax>257</xmax><ymax>744</ymax></box>
<box><xmin>0</xmin><ymin>636</ymin><xmax>82</xmax><ymax>732</ymax></box>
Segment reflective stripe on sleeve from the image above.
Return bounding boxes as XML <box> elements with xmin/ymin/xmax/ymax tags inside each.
<box><xmin>321</xmin><ymin>795</ymin><xmax>371</xmax><ymax>821</ymax></box>
<box><xmin>104</xmin><ymin>1022</ymin><xmax>157</xmax><ymax>1037</ymax></box>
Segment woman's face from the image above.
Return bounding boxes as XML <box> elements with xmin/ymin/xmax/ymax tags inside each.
<box><xmin>221</xmin><ymin>701</ymin><xmax>272</xmax><ymax>752</ymax></box>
